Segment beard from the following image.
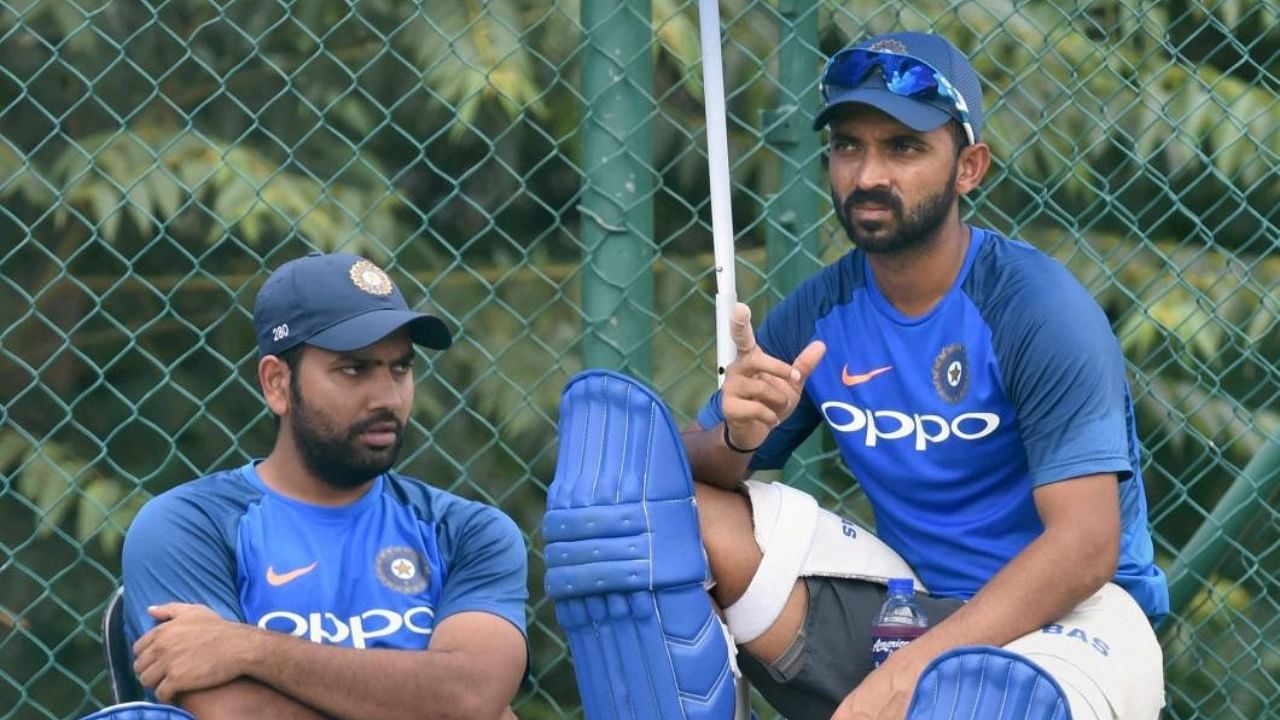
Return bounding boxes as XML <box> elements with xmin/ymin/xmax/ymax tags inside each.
<box><xmin>289</xmin><ymin>386</ymin><xmax>404</xmax><ymax>491</ymax></box>
<box><xmin>833</xmin><ymin>160</ymin><xmax>958</xmax><ymax>255</ymax></box>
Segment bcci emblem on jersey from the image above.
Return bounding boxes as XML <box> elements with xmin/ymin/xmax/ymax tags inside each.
<box><xmin>932</xmin><ymin>343</ymin><xmax>969</xmax><ymax>404</ymax></box>
<box><xmin>376</xmin><ymin>546</ymin><xmax>429</xmax><ymax>594</ymax></box>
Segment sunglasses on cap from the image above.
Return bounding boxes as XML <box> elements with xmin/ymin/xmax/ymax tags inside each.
<box><xmin>819</xmin><ymin>48</ymin><xmax>976</xmax><ymax>146</ymax></box>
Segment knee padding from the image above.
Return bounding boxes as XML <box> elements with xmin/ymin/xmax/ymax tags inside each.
<box><xmin>907</xmin><ymin>645</ymin><xmax>1071</xmax><ymax>720</ymax></box>
<box><xmin>724</xmin><ymin>480</ymin><xmax>922</xmax><ymax>644</ymax></box>
<box><xmin>80</xmin><ymin>703</ymin><xmax>196</xmax><ymax>720</ymax></box>
<box><xmin>544</xmin><ymin>370</ymin><xmax>736</xmax><ymax>720</ymax></box>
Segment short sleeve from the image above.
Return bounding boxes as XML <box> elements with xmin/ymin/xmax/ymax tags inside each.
<box><xmin>436</xmin><ymin>506</ymin><xmax>528</xmax><ymax>635</ymax></box>
<box><xmin>989</xmin><ymin>264</ymin><xmax>1135</xmax><ymax>486</ymax></box>
<box><xmin>121</xmin><ymin>487</ymin><xmax>244</xmax><ymax>647</ymax></box>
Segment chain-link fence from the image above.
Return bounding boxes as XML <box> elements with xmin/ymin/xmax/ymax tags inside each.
<box><xmin>1</xmin><ymin>1</ymin><xmax>1277</xmax><ymax>718</ymax></box>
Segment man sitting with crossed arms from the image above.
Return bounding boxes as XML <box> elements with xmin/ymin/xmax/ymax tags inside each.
<box><xmin>122</xmin><ymin>253</ymin><xmax>527</xmax><ymax>719</ymax></box>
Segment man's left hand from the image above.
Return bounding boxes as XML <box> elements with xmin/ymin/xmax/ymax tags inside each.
<box><xmin>830</xmin><ymin>652</ymin><xmax>928</xmax><ymax>720</ymax></box>
<box><xmin>133</xmin><ymin>602</ymin><xmax>254</xmax><ymax>703</ymax></box>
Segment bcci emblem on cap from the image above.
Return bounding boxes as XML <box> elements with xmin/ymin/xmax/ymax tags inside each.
<box><xmin>868</xmin><ymin>38</ymin><xmax>908</xmax><ymax>55</ymax></box>
<box><xmin>350</xmin><ymin>259</ymin><xmax>394</xmax><ymax>296</ymax></box>
<box><xmin>376</xmin><ymin>546</ymin><xmax>429</xmax><ymax>594</ymax></box>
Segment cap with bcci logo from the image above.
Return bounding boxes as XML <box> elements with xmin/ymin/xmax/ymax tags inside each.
<box><xmin>253</xmin><ymin>252</ymin><xmax>452</xmax><ymax>356</ymax></box>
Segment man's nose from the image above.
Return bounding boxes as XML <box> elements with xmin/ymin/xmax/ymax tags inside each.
<box><xmin>852</xmin><ymin>150</ymin><xmax>892</xmax><ymax>192</ymax></box>
<box><xmin>365</xmin><ymin>367</ymin><xmax>408</xmax><ymax>411</ymax></box>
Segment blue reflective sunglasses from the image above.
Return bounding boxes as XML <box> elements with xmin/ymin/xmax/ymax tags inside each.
<box><xmin>819</xmin><ymin>48</ymin><xmax>976</xmax><ymax>146</ymax></box>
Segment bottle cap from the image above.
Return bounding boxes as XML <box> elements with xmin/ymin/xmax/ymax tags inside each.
<box><xmin>887</xmin><ymin>577</ymin><xmax>914</xmax><ymax>594</ymax></box>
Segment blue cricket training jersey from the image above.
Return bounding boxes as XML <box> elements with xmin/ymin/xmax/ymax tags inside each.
<box><xmin>122</xmin><ymin>462</ymin><xmax>527</xmax><ymax>655</ymax></box>
<box><xmin>698</xmin><ymin>227</ymin><xmax>1169</xmax><ymax>624</ymax></box>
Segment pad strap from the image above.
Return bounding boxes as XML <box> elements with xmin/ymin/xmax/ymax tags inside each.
<box><xmin>722</xmin><ymin>483</ymin><xmax>819</xmax><ymax>643</ymax></box>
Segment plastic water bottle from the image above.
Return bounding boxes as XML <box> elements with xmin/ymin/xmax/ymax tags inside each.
<box><xmin>870</xmin><ymin>577</ymin><xmax>929</xmax><ymax>668</ymax></box>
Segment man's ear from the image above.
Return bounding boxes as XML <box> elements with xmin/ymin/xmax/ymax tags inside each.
<box><xmin>955</xmin><ymin>142</ymin><xmax>991</xmax><ymax>196</ymax></box>
<box><xmin>259</xmin><ymin>354</ymin><xmax>292</xmax><ymax>417</ymax></box>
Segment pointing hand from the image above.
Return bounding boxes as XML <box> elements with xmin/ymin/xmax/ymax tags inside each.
<box><xmin>721</xmin><ymin>303</ymin><xmax>825</xmax><ymax>452</ymax></box>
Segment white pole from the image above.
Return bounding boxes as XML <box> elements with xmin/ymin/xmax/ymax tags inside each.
<box><xmin>697</xmin><ymin>0</ymin><xmax>737</xmax><ymax>388</ymax></box>
<box><xmin>697</xmin><ymin>7</ymin><xmax>753</xmax><ymax>720</ymax></box>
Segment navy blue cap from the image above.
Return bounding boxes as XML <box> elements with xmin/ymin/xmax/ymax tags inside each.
<box><xmin>813</xmin><ymin>31</ymin><xmax>984</xmax><ymax>142</ymax></box>
<box><xmin>253</xmin><ymin>252</ymin><xmax>451</xmax><ymax>356</ymax></box>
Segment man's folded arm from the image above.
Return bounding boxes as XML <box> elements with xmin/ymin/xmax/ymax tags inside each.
<box><xmin>177</xmin><ymin>678</ymin><xmax>332</xmax><ymax>720</ymax></box>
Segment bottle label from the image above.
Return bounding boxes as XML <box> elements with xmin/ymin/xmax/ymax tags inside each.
<box><xmin>870</xmin><ymin>627</ymin><xmax>925</xmax><ymax>668</ymax></box>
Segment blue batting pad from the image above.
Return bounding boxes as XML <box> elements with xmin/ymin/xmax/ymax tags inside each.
<box><xmin>544</xmin><ymin>369</ymin><xmax>736</xmax><ymax>720</ymax></box>
<box><xmin>907</xmin><ymin>645</ymin><xmax>1071</xmax><ymax>720</ymax></box>
<box><xmin>81</xmin><ymin>702</ymin><xmax>196</xmax><ymax>720</ymax></box>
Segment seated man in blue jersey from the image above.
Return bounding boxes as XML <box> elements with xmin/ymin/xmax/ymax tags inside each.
<box><xmin>122</xmin><ymin>252</ymin><xmax>528</xmax><ymax>719</ymax></box>
<box><xmin>682</xmin><ymin>32</ymin><xmax>1168</xmax><ymax>719</ymax></box>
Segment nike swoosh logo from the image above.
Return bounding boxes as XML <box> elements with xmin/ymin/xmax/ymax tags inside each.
<box><xmin>841</xmin><ymin>365</ymin><xmax>892</xmax><ymax>386</ymax></box>
<box><xmin>266</xmin><ymin>561</ymin><xmax>318</xmax><ymax>586</ymax></box>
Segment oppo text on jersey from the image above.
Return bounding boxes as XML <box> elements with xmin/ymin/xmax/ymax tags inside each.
<box><xmin>257</xmin><ymin>605</ymin><xmax>435</xmax><ymax>648</ymax></box>
<box><xmin>819</xmin><ymin>401</ymin><xmax>1000</xmax><ymax>450</ymax></box>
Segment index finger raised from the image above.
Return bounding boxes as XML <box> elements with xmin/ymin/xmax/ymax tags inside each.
<box><xmin>730</xmin><ymin>303</ymin><xmax>758</xmax><ymax>355</ymax></box>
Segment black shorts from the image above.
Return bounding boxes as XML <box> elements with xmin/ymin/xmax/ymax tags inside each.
<box><xmin>735</xmin><ymin>577</ymin><xmax>964</xmax><ymax>720</ymax></box>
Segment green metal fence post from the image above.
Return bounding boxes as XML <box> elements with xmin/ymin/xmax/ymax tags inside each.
<box><xmin>579</xmin><ymin>0</ymin><xmax>655</xmax><ymax>380</ymax></box>
<box><xmin>763</xmin><ymin>0</ymin><xmax>824</xmax><ymax>492</ymax></box>
<box><xmin>763</xmin><ymin>0</ymin><xmax>821</xmax><ymax>297</ymax></box>
<box><xmin>1166</xmin><ymin>438</ymin><xmax>1280</xmax><ymax>618</ymax></box>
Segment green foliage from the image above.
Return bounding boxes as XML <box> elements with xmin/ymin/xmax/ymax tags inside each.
<box><xmin>1163</xmin><ymin>576</ymin><xmax>1280</xmax><ymax>718</ymax></box>
<box><xmin>409</xmin><ymin>1</ymin><xmax>557</xmax><ymax>130</ymax></box>
<box><xmin>1</xmin><ymin>430</ymin><xmax>144</xmax><ymax>555</ymax></box>
<box><xmin>1</xmin><ymin>126</ymin><xmax>404</xmax><ymax>253</ymax></box>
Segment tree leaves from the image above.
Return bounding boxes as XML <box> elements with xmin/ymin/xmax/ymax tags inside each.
<box><xmin>14</xmin><ymin>127</ymin><xmax>405</xmax><ymax>254</ymax></box>
<box><xmin>3</xmin><ymin>429</ymin><xmax>140</xmax><ymax>553</ymax></box>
